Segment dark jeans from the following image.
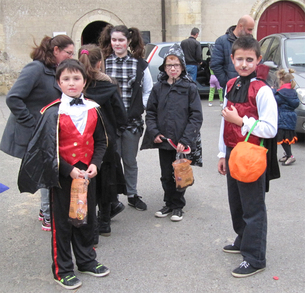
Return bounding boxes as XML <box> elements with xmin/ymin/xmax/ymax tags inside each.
<box><xmin>158</xmin><ymin>149</ymin><xmax>186</xmax><ymax>209</ymax></box>
<box><xmin>226</xmin><ymin>147</ymin><xmax>267</xmax><ymax>269</ymax></box>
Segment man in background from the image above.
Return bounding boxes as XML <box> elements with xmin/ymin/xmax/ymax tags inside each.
<box><xmin>181</xmin><ymin>27</ymin><xmax>202</xmax><ymax>82</ymax></box>
<box><xmin>210</xmin><ymin>15</ymin><xmax>255</xmax><ymax>89</ymax></box>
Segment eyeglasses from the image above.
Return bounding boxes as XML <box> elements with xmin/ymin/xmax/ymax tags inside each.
<box><xmin>165</xmin><ymin>64</ymin><xmax>181</xmax><ymax>69</ymax></box>
<box><xmin>64</xmin><ymin>50</ymin><xmax>75</xmax><ymax>56</ymax></box>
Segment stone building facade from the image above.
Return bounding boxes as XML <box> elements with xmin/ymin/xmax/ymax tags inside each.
<box><xmin>0</xmin><ymin>0</ymin><xmax>305</xmax><ymax>94</ymax></box>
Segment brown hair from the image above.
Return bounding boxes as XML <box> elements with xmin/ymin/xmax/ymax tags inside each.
<box><xmin>30</xmin><ymin>35</ymin><xmax>74</xmax><ymax>67</ymax></box>
<box><xmin>98</xmin><ymin>24</ymin><xmax>145</xmax><ymax>59</ymax></box>
<box><xmin>78</xmin><ymin>44</ymin><xmax>112</xmax><ymax>91</ymax></box>
<box><xmin>55</xmin><ymin>59</ymin><xmax>86</xmax><ymax>82</ymax></box>
<box><xmin>277</xmin><ymin>68</ymin><xmax>296</xmax><ymax>88</ymax></box>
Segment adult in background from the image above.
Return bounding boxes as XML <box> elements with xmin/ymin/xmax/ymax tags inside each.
<box><xmin>180</xmin><ymin>27</ymin><xmax>202</xmax><ymax>82</ymax></box>
<box><xmin>210</xmin><ymin>15</ymin><xmax>255</xmax><ymax>89</ymax></box>
<box><xmin>99</xmin><ymin>25</ymin><xmax>153</xmax><ymax>212</ymax></box>
<box><xmin>0</xmin><ymin>34</ymin><xmax>74</xmax><ymax>231</ymax></box>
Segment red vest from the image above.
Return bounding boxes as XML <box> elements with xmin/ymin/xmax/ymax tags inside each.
<box><xmin>224</xmin><ymin>78</ymin><xmax>266</xmax><ymax>148</ymax></box>
<box><xmin>59</xmin><ymin>108</ymin><xmax>98</xmax><ymax>166</ymax></box>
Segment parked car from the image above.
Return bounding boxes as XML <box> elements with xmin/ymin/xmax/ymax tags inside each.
<box><xmin>144</xmin><ymin>41</ymin><xmax>214</xmax><ymax>95</ymax></box>
<box><xmin>259</xmin><ymin>33</ymin><xmax>305</xmax><ymax>137</ymax></box>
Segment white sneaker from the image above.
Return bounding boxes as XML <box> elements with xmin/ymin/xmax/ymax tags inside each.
<box><xmin>283</xmin><ymin>156</ymin><xmax>296</xmax><ymax>165</ymax></box>
<box><xmin>208</xmin><ymin>103</ymin><xmax>213</xmax><ymax>107</ymax></box>
<box><xmin>220</xmin><ymin>103</ymin><xmax>223</xmax><ymax>107</ymax></box>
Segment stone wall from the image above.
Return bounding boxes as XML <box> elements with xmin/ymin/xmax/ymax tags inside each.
<box><xmin>1</xmin><ymin>0</ymin><xmax>304</xmax><ymax>94</ymax></box>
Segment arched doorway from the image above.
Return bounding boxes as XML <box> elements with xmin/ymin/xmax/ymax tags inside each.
<box><xmin>257</xmin><ymin>1</ymin><xmax>305</xmax><ymax>40</ymax></box>
<box><xmin>71</xmin><ymin>9</ymin><xmax>124</xmax><ymax>54</ymax></box>
<box><xmin>82</xmin><ymin>21</ymin><xmax>108</xmax><ymax>45</ymax></box>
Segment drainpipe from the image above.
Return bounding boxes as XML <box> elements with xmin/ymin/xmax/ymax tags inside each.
<box><xmin>161</xmin><ymin>0</ymin><xmax>166</xmax><ymax>42</ymax></box>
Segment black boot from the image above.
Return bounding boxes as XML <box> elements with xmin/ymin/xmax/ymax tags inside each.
<box><xmin>110</xmin><ymin>201</ymin><xmax>125</xmax><ymax>218</ymax></box>
<box><xmin>98</xmin><ymin>203</ymin><xmax>111</xmax><ymax>236</ymax></box>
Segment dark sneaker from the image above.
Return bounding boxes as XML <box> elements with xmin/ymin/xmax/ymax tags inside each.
<box><xmin>110</xmin><ymin>201</ymin><xmax>125</xmax><ymax>218</ymax></box>
<box><xmin>54</xmin><ymin>274</ymin><xmax>82</xmax><ymax>290</ymax></box>
<box><xmin>223</xmin><ymin>244</ymin><xmax>240</xmax><ymax>254</ymax></box>
<box><xmin>128</xmin><ymin>195</ymin><xmax>147</xmax><ymax>211</ymax></box>
<box><xmin>38</xmin><ymin>209</ymin><xmax>44</xmax><ymax>221</ymax></box>
<box><xmin>79</xmin><ymin>263</ymin><xmax>110</xmax><ymax>277</ymax></box>
<box><xmin>232</xmin><ymin>261</ymin><xmax>265</xmax><ymax>278</ymax></box>
<box><xmin>42</xmin><ymin>218</ymin><xmax>51</xmax><ymax>231</ymax></box>
<box><xmin>283</xmin><ymin>156</ymin><xmax>296</xmax><ymax>166</ymax></box>
<box><xmin>170</xmin><ymin>209</ymin><xmax>183</xmax><ymax>222</ymax></box>
<box><xmin>155</xmin><ymin>206</ymin><xmax>172</xmax><ymax>218</ymax></box>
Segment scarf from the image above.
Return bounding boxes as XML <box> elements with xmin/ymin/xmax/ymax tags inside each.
<box><xmin>226</xmin><ymin>72</ymin><xmax>256</xmax><ymax>103</ymax></box>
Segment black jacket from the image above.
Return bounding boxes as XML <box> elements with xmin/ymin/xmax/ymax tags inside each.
<box><xmin>85</xmin><ymin>80</ymin><xmax>127</xmax><ymax>200</ymax></box>
<box><xmin>210</xmin><ymin>25</ymin><xmax>238</xmax><ymax>88</ymax></box>
<box><xmin>180</xmin><ymin>36</ymin><xmax>202</xmax><ymax>65</ymax></box>
<box><xmin>18</xmin><ymin>101</ymin><xmax>107</xmax><ymax>194</ymax></box>
<box><xmin>141</xmin><ymin>77</ymin><xmax>203</xmax><ymax>151</ymax></box>
<box><xmin>85</xmin><ymin>80</ymin><xmax>127</xmax><ymax>143</ymax></box>
<box><xmin>128</xmin><ymin>58</ymin><xmax>149</xmax><ymax>121</ymax></box>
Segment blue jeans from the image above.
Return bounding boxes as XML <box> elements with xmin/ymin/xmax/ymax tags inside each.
<box><xmin>186</xmin><ymin>65</ymin><xmax>198</xmax><ymax>81</ymax></box>
<box><xmin>226</xmin><ymin>147</ymin><xmax>267</xmax><ymax>269</ymax></box>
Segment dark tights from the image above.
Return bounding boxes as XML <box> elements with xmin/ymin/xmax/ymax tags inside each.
<box><xmin>281</xmin><ymin>142</ymin><xmax>292</xmax><ymax>157</ymax></box>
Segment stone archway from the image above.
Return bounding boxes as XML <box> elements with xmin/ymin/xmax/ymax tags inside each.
<box><xmin>250</xmin><ymin>0</ymin><xmax>305</xmax><ymax>40</ymax></box>
<box><xmin>71</xmin><ymin>9</ymin><xmax>124</xmax><ymax>54</ymax></box>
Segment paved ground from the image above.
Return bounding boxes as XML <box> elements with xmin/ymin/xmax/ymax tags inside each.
<box><xmin>0</xmin><ymin>95</ymin><xmax>304</xmax><ymax>293</ymax></box>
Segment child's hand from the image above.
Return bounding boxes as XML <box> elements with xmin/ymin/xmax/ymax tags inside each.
<box><xmin>221</xmin><ymin>105</ymin><xmax>243</xmax><ymax>126</ymax></box>
<box><xmin>218</xmin><ymin>158</ymin><xmax>226</xmax><ymax>175</ymax></box>
<box><xmin>86</xmin><ymin>164</ymin><xmax>97</xmax><ymax>178</ymax></box>
<box><xmin>154</xmin><ymin>134</ymin><xmax>164</xmax><ymax>143</ymax></box>
<box><xmin>176</xmin><ymin>143</ymin><xmax>186</xmax><ymax>153</ymax></box>
<box><xmin>70</xmin><ymin>167</ymin><xmax>84</xmax><ymax>179</ymax></box>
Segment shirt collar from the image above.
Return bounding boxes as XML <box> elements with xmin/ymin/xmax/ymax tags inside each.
<box><xmin>114</xmin><ymin>52</ymin><xmax>130</xmax><ymax>63</ymax></box>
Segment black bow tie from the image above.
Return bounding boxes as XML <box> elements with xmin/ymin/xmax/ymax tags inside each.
<box><xmin>70</xmin><ymin>98</ymin><xmax>84</xmax><ymax>106</ymax></box>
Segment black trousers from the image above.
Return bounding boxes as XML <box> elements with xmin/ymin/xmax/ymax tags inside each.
<box><xmin>51</xmin><ymin>162</ymin><xmax>98</xmax><ymax>280</ymax></box>
<box><xmin>226</xmin><ymin>147</ymin><xmax>267</xmax><ymax>269</ymax></box>
<box><xmin>158</xmin><ymin>149</ymin><xmax>186</xmax><ymax>209</ymax></box>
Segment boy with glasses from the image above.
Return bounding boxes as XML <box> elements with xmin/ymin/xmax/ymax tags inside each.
<box><xmin>141</xmin><ymin>43</ymin><xmax>203</xmax><ymax>221</ymax></box>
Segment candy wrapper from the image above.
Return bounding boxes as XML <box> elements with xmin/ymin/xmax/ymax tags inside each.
<box><xmin>68</xmin><ymin>172</ymin><xmax>89</xmax><ymax>227</ymax></box>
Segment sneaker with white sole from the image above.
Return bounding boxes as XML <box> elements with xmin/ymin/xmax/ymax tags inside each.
<box><xmin>170</xmin><ymin>209</ymin><xmax>183</xmax><ymax>221</ymax></box>
<box><xmin>223</xmin><ymin>243</ymin><xmax>240</xmax><ymax>254</ymax></box>
<box><xmin>54</xmin><ymin>274</ymin><xmax>82</xmax><ymax>290</ymax></box>
<box><xmin>155</xmin><ymin>206</ymin><xmax>172</xmax><ymax>218</ymax></box>
<box><xmin>208</xmin><ymin>103</ymin><xmax>213</xmax><ymax>107</ymax></box>
<box><xmin>42</xmin><ymin>218</ymin><xmax>51</xmax><ymax>231</ymax></box>
<box><xmin>79</xmin><ymin>263</ymin><xmax>110</xmax><ymax>277</ymax></box>
<box><xmin>231</xmin><ymin>261</ymin><xmax>265</xmax><ymax>278</ymax></box>
<box><xmin>128</xmin><ymin>195</ymin><xmax>147</xmax><ymax>211</ymax></box>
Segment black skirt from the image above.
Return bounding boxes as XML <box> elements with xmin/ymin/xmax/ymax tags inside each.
<box><xmin>277</xmin><ymin>128</ymin><xmax>298</xmax><ymax>144</ymax></box>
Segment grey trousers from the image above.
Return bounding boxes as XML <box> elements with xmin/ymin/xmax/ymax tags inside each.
<box><xmin>40</xmin><ymin>188</ymin><xmax>50</xmax><ymax>219</ymax></box>
<box><xmin>116</xmin><ymin>129</ymin><xmax>141</xmax><ymax>196</ymax></box>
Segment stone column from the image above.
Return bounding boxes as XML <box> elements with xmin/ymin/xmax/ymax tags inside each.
<box><xmin>168</xmin><ymin>0</ymin><xmax>202</xmax><ymax>41</ymax></box>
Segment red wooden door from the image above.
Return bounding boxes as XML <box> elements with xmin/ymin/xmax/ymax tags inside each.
<box><xmin>257</xmin><ymin>1</ymin><xmax>305</xmax><ymax>40</ymax></box>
